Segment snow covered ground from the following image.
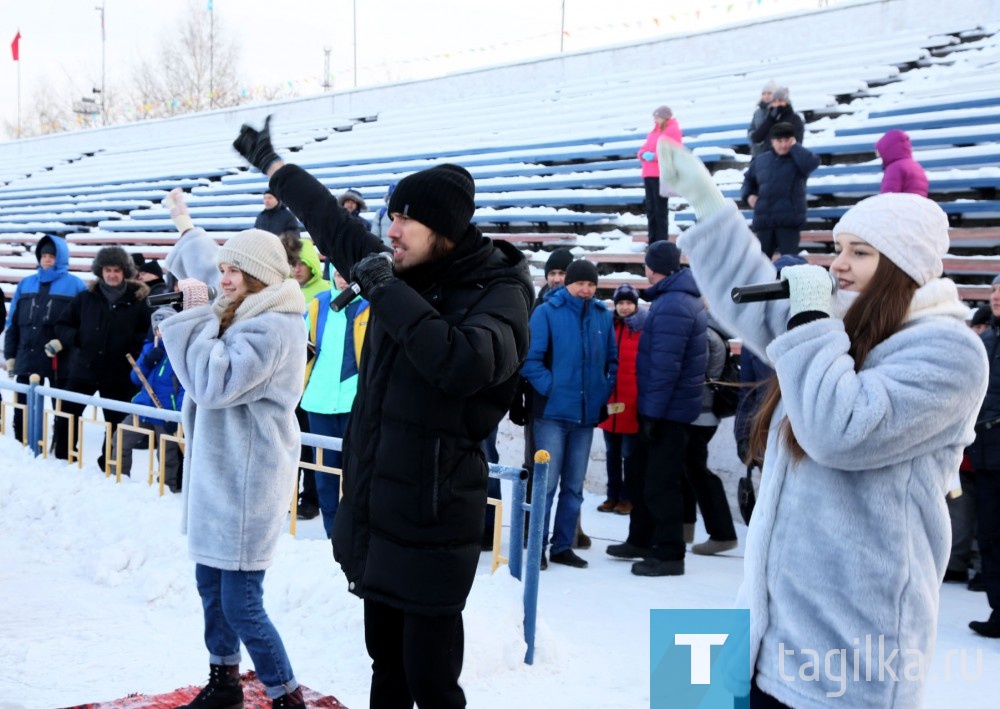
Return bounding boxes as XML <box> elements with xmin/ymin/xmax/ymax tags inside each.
<box><xmin>0</xmin><ymin>417</ymin><xmax>998</xmax><ymax>708</ymax></box>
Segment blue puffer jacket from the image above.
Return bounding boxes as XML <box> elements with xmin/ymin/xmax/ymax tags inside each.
<box><xmin>130</xmin><ymin>339</ymin><xmax>184</xmax><ymax>427</ymax></box>
<box><xmin>967</xmin><ymin>318</ymin><xmax>1000</xmax><ymax>470</ymax></box>
<box><xmin>636</xmin><ymin>268</ymin><xmax>707</xmax><ymax>423</ymax></box>
<box><xmin>4</xmin><ymin>235</ymin><xmax>87</xmax><ymax>378</ymax></box>
<box><xmin>521</xmin><ymin>287</ymin><xmax>617</xmax><ymax>425</ymax></box>
<box><xmin>740</xmin><ymin>143</ymin><xmax>819</xmax><ymax>230</ymax></box>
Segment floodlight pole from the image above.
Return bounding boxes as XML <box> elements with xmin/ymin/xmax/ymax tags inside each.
<box><xmin>96</xmin><ymin>3</ymin><xmax>106</xmax><ymax>124</ymax></box>
<box><xmin>560</xmin><ymin>0</ymin><xmax>566</xmax><ymax>53</ymax></box>
<box><xmin>323</xmin><ymin>46</ymin><xmax>332</xmax><ymax>91</ymax></box>
<box><xmin>353</xmin><ymin>0</ymin><xmax>358</xmax><ymax>88</ymax></box>
<box><xmin>209</xmin><ymin>2</ymin><xmax>215</xmax><ymax>108</ymax></box>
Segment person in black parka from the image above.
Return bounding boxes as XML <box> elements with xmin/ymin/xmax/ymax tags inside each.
<box><xmin>51</xmin><ymin>246</ymin><xmax>150</xmax><ymax>468</ymax></box>
<box><xmin>254</xmin><ymin>188</ymin><xmax>301</xmax><ymax>236</ymax></box>
<box><xmin>233</xmin><ymin>116</ymin><xmax>534</xmax><ymax>709</ymax></box>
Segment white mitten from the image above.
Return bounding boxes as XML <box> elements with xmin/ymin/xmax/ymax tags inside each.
<box><xmin>163</xmin><ymin>188</ymin><xmax>194</xmax><ymax>234</ymax></box>
<box><xmin>177</xmin><ymin>278</ymin><xmax>211</xmax><ymax>310</ymax></box>
<box><xmin>657</xmin><ymin>140</ymin><xmax>729</xmax><ymax>220</ymax></box>
<box><xmin>781</xmin><ymin>265</ymin><xmax>834</xmax><ymax>320</ymax></box>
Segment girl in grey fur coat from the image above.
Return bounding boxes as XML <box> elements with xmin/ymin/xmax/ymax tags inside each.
<box><xmin>659</xmin><ymin>142</ymin><xmax>988</xmax><ymax>709</ymax></box>
<box><xmin>160</xmin><ymin>229</ymin><xmax>307</xmax><ymax>709</ymax></box>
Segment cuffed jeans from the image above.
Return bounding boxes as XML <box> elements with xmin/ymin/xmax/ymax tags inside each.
<box><xmin>306</xmin><ymin>411</ymin><xmax>349</xmax><ymax>538</ymax></box>
<box><xmin>533</xmin><ymin>417</ymin><xmax>594</xmax><ymax>555</ymax></box>
<box><xmin>194</xmin><ymin>564</ymin><xmax>298</xmax><ymax>699</ymax></box>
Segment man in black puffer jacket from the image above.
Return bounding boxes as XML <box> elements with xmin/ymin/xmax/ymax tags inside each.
<box><xmin>253</xmin><ymin>188</ymin><xmax>301</xmax><ymax>236</ymax></box>
<box><xmin>741</xmin><ymin>122</ymin><xmax>820</xmax><ymax>258</ymax></box>
<box><xmin>51</xmin><ymin>246</ymin><xmax>150</xmax><ymax>467</ymax></box>
<box><xmin>233</xmin><ymin>117</ymin><xmax>534</xmax><ymax>709</ymax></box>
<box><xmin>966</xmin><ymin>277</ymin><xmax>1000</xmax><ymax>638</ymax></box>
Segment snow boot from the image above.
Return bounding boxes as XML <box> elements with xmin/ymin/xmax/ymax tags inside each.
<box><xmin>180</xmin><ymin>664</ymin><xmax>244</xmax><ymax>709</ymax></box>
<box><xmin>272</xmin><ymin>687</ymin><xmax>306</xmax><ymax>708</ymax></box>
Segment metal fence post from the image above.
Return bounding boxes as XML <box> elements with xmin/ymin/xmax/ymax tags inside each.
<box><xmin>522</xmin><ymin>449</ymin><xmax>549</xmax><ymax>665</ymax></box>
<box><xmin>27</xmin><ymin>374</ymin><xmax>43</xmax><ymax>456</ymax></box>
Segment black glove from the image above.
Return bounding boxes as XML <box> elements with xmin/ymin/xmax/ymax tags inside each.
<box><xmin>144</xmin><ymin>346</ymin><xmax>165</xmax><ymax>368</ymax></box>
<box><xmin>232</xmin><ymin>115</ymin><xmax>280</xmax><ymax>173</ymax></box>
<box><xmin>639</xmin><ymin>416</ymin><xmax>665</xmax><ymax>443</ymax></box>
<box><xmin>597</xmin><ymin>404</ymin><xmax>610</xmax><ymax>425</ymax></box>
<box><xmin>350</xmin><ymin>252</ymin><xmax>395</xmax><ymax>300</ymax></box>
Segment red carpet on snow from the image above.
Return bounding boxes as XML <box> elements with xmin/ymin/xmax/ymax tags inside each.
<box><xmin>60</xmin><ymin>670</ymin><xmax>348</xmax><ymax>708</ymax></box>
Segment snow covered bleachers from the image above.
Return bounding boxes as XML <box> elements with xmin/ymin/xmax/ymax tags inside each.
<box><xmin>0</xmin><ymin>0</ymin><xmax>998</xmax><ymax>301</ymax></box>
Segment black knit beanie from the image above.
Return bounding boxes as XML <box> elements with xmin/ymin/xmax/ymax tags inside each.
<box><xmin>644</xmin><ymin>241</ymin><xmax>680</xmax><ymax>276</ymax></box>
<box><xmin>387</xmin><ymin>164</ymin><xmax>476</xmax><ymax>242</ymax></box>
<box><xmin>37</xmin><ymin>240</ymin><xmax>57</xmax><ymax>260</ymax></box>
<box><xmin>544</xmin><ymin>248</ymin><xmax>574</xmax><ymax>276</ymax></box>
<box><xmin>564</xmin><ymin>259</ymin><xmax>599</xmax><ymax>286</ymax></box>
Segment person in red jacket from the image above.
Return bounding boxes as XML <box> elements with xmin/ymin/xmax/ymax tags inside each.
<box><xmin>597</xmin><ymin>284</ymin><xmax>646</xmax><ymax>515</ymax></box>
<box><xmin>637</xmin><ymin>105</ymin><xmax>683</xmax><ymax>244</ymax></box>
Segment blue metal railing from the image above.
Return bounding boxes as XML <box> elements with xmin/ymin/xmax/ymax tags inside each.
<box><xmin>1</xmin><ymin>377</ymin><xmax>548</xmax><ymax>665</ymax></box>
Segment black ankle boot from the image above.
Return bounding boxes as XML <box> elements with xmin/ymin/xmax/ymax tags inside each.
<box><xmin>272</xmin><ymin>686</ymin><xmax>305</xmax><ymax>708</ymax></box>
<box><xmin>179</xmin><ymin>664</ymin><xmax>244</xmax><ymax>709</ymax></box>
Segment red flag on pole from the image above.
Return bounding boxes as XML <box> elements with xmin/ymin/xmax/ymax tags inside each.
<box><xmin>11</xmin><ymin>30</ymin><xmax>20</xmax><ymax>61</ymax></box>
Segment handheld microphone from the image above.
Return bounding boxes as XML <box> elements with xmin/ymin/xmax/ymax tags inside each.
<box><xmin>147</xmin><ymin>286</ymin><xmax>217</xmax><ymax>307</ymax></box>
<box><xmin>330</xmin><ymin>253</ymin><xmax>393</xmax><ymax>312</ymax></box>
<box><xmin>731</xmin><ymin>273</ymin><xmax>836</xmax><ymax>304</ymax></box>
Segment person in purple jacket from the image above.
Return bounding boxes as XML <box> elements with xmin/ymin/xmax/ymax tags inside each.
<box><xmin>875</xmin><ymin>128</ymin><xmax>929</xmax><ymax>197</ymax></box>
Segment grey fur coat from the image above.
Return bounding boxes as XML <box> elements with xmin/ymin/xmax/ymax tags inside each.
<box><xmin>159</xmin><ymin>280</ymin><xmax>307</xmax><ymax>571</ymax></box>
<box><xmin>678</xmin><ymin>203</ymin><xmax>988</xmax><ymax>708</ymax></box>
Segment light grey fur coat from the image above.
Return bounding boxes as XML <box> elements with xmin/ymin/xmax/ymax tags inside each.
<box><xmin>159</xmin><ymin>280</ymin><xmax>307</xmax><ymax>571</ymax></box>
<box><xmin>678</xmin><ymin>203</ymin><xmax>988</xmax><ymax>708</ymax></box>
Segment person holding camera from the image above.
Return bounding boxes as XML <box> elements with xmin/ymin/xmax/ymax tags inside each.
<box><xmin>159</xmin><ymin>229</ymin><xmax>307</xmax><ymax>709</ymax></box>
<box><xmin>659</xmin><ymin>140</ymin><xmax>988</xmax><ymax>707</ymax></box>
<box><xmin>231</xmin><ymin>116</ymin><xmax>533</xmax><ymax>708</ymax></box>
<box><xmin>747</xmin><ymin>86</ymin><xmax>805</xmax><ymax>152</ymax></box>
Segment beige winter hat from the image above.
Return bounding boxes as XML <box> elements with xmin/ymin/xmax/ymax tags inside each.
<box><xmin>832</xmin><ymin>193</ymin><xmax>949</xmax><ymax>286</ymax></box>
<box><xmin>216</xmin><ymin>228</ymin><xmax>290</xmax><ymax>286</ymax></box>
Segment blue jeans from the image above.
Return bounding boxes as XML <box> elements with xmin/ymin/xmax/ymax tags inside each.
<box><xmin>307</xmin><ymin>412</ymin><xmax>349</xmax><ymax>538</ymax></box>
<box><xmin>602</xmin><ymin>431</ymin><xmax>635</xmax><ymax>502</ymax></box>
<box><xmin>533</xmin><ymin>417</ymin><xmax>594</xmax><ymax>554</ymax></box>
<box><xmin>194</xmin><ymin>564</ymin><xmax>298</xmax><ymax>699</ymax></box>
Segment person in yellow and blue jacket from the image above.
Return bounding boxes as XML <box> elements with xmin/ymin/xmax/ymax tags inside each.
<box><xmin>302</xmin><ymin>269</ymin><xmax>370</xmax><ymax>538</ymax></box>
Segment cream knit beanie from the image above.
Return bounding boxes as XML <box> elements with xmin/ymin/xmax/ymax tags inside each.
<box><xmin>832</xmin><ymin>193</ymin><xmax>949</xmax><ymax>286</ymax></box>
<box><xmin>216</xmin><ymin>229</ymin><xmax>290</xmax><ymax>286</ymax></box>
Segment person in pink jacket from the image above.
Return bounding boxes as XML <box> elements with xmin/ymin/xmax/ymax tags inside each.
<box><xmin>638</xmin><ymin>105</ymin><xmax>683</xmax><ymax>243</ymax></box>
<box><xmin>875</xmin><ymin>128</ymin><xmax>929</xmax><ymax>197</ymax></box>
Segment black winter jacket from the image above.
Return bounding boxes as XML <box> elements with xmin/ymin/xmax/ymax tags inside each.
<box><xmin>254</xmin><ymin>203</ymin><xmax>301</xmax><ymax>236</ymax></box>
<box><xmin>968</xmin><ymin>319</ymin><xmax>1000</xmax><ymax>470</ymax></box>
<box><xmin>271</xmin><ymin>164</ymin><xmax>534</xmax><ymax>615</ymax></box>
<box><xmin>748</xmin><ymin>102</ymin><xmax>805</xmax><ymax>148</ymax></box>
<box><xmin>741</xmin><ymin>144</ymin><xmax>820</xmax><ymax>230</ymax></box>
<box><xmin>54</xmin><ymin>280</ymin><xmax>151</xmax><ymax>389</ymax></box>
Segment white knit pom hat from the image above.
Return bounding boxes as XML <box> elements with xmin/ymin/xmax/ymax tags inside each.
<box><xmin>216</xmin><ymin>229</ymin><xmax>290</xmax><ymax>286</ymax></box>
<box><xmin>832</xmin><ymin>193</ymin><xmax>949</xmax><ymax>286</ymax></box>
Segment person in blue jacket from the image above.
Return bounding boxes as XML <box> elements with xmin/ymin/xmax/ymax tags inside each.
<box><xmin>521</xmin><ymin>259</ymin><xmax>617</xmax><ymax>570</ymax></box>
<box><xmin>112</xmin><ymin>307</ymin><xmax>185</xmax><ymax>491</ymax></box>
<box><xmin>741</xmin><ymin>121</ymin><xmax>820</xmax><ymax>258</ymax></box>
<box><xmin>607</xmin><ymin>241</ymin><xmax>707</xmax><ymax>577</ymax></box>
<box><xmin>3</xmin><ymin>235</ymin><xmax>87</xmax><ymax>444</ymax></box>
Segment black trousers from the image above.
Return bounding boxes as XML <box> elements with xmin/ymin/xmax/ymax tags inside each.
<box><xmin>51</xmin><ymin>378</ymin><xmax>134</xmax><ymax>463</ymax></box>
<box><xmin>364</xmin><ymin>599</ymin><xmax>466</xmax><ymax>709</ymax></box>
<box><xmin>755</xmin><ymin>227</ymin><xmax>801</xmax><ymax>259</ymax></box>
<box><xmin>644</xmin><ymin>177</ymin><xmax>670</xmax><ymax>243</ymax></box>
<box><xmin>627</xmin><ymin>420</ymin><xmax>688</xmax><ymax>560</ymax></box>
<box><xmin>974</xmin><ymin>469</ymin><xmax>1000</xmax><ymax>613</ymax></box>
<box><xmin>684</xmin><ymin>425</ymin><xmax>738</xmax><ymax>541</ymax></box>
<box><xmin>295</xmin><ymin>404</ymin><xmax>317</xmax><ymax>505</ymax></box>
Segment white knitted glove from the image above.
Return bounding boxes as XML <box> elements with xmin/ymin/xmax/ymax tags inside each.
<box><xmin>657</xmin><ymin>140</ymin><xmax>728</xmax><ymax>220</ymax></box>
<box><xmin>163</xmin><ymin>188</ymin><xmax>194</xmax><ymax>234</ymax></box>
<box><xmin>177</xmin><ymin>278</ymin><xmax>211</xmax><ymax>310</ymax></box>
<box><xmin>781</xmin><ymin>265</ymin><xmax>833</xmax><ymax>319</ymax></box>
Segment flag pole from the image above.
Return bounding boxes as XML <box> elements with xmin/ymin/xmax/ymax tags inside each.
<box><xmin>16</xmin><ymin>50</ymin><xmax>21</xmax><ymax>139</ymax></box>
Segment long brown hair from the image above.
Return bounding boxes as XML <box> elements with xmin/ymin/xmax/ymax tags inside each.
<box><xmin>218</xmin><ymin>272</ymin><xmax>268</xmax><ymax>335</ymax></box>
<box><xmin>748</xmin><ymin>257</ymin><xmax>919</xmax><ymax>463</ymax></box>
